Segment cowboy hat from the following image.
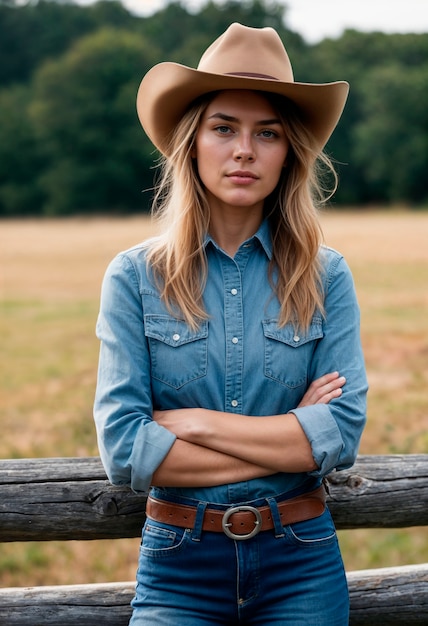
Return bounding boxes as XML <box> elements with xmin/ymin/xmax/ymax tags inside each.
<box><xmin>136</xmin><ymin>22</ymin><xmax>349</xmax><ymax>156</ymax></box>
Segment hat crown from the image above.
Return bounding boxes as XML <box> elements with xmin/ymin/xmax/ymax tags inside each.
<box><xmin>197</xmin><ymin>23</ymin><xmax>294</xmax><ymax>82</ymax></box>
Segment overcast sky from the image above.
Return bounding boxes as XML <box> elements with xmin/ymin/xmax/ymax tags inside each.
<box><xmin>104</xmin><ymin>0</ymin><xmax>428</xmax><ymax>43</ymax></box>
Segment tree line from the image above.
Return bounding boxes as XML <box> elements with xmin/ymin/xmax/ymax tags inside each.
<box><xmin>0</xmin><ymin>0</ymin><xmax>427</xmax><ymax>216</ymax></box>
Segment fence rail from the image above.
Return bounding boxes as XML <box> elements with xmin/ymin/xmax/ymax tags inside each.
<box><xmin>0</xmin><ymin>454</ymin><xmax>427</xmax><ymax>625</ymax></box>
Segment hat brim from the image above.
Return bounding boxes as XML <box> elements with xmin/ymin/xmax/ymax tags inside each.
<box><xmin>137</xmin><ymin>62</ymin><xmax>349</xmax><ymax>156</ymax></box>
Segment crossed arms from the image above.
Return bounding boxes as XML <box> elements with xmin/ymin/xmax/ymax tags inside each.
<box><xmin>152</xmin><ymin>372</ymin><xmax>345</xmax><ymax>487</ymax></box>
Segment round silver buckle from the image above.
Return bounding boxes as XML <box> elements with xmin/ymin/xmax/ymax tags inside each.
<box><xmin>221</xmin><ymin>505</ymin><xmax>262</xmax><ymax>540</ymax></box>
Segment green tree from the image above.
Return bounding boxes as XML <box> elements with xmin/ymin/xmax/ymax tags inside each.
<box><xmin>0</xmin><ymin>0</ymin><xmax>135</xmax><ymax>87</ymax></box>
<box><xmin>308</xmin><ymin>31</ymin><xmax>428</xmax><ymax>204</ymax></box>
<box><xmin>30</xmin><ymin>27</ymin><xmax>160</xmax><ymax>214</ymax></box>
<box><xmin>0</xmin><ymin>85</ymin><xmax>45</xmax><ymax>215</ymax></box>
<box><xmin>352</xmin><ymin>62</ymin><xmax>428</xmax><ymax>204</ymax></box>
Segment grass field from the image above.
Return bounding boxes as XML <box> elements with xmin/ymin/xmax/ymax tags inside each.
<box><xmin>1</xmin><ymin>210</ymin><xmax>427</xmax><ymax>586</ymax></box>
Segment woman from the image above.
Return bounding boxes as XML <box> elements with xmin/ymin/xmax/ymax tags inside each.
<box><xmin>94</xmin><ymin>23</ymin><xmax>368</xmax><ymax>625</ymax></box>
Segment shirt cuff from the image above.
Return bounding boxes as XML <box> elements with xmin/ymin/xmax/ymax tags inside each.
<box><xmin>129</xmin><ymin>421</ymin><xmax>177</xmax><ymax>492</ymax></box>
<box><xmin>290</xmin><ymin>404</ymin><xmax>344</xmax><ymax>476</ymax></box>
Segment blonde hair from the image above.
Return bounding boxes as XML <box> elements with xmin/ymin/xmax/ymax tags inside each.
<box><xmin>146</xmin><ymin>91</ymin><xmax>337</xmax><ymax>331</ymax></box>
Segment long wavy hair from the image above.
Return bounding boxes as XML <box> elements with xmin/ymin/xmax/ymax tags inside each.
<box><xmin>146</xmin><ymin>91</ymin><xmax>337</xmax><ymax>331</ymax></box>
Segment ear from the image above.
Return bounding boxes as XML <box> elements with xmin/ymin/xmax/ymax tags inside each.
<box><xmin>190</xmin><ymin>144</ymin><xmax>197</xmax><ymax>159</ymax></box>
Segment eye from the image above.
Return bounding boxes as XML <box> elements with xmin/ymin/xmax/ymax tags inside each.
<box><xmin>259</xmin><ymin>129</ymin><xmax>279</xmax><ymax>139</ymax></box>
<box><xmin>215</xmin><ymin>125</ymin><xmax>233</xmax><ymax>135</ymax></box>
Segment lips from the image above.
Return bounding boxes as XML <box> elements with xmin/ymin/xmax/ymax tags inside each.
<box><xmin>227</xmin><ymin>170</ymin><xmax>259</xmax><ymax>184</ymax></box>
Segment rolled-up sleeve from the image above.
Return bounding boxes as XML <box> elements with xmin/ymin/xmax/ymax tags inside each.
<box><xmin>291</xmin><ymin>250</ymin><xmax>368</xmax><ymax>476</ymax></box>
<box><xmin>93</xmin><ymin>252</ymin><xmax>176</xmax><ymax>492</ymax></box>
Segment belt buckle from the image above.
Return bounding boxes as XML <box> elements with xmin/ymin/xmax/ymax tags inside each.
<box><xmin>221</xmin><ymin>505</ymin><xmax>262</xmax><ymax>540</ymax></box>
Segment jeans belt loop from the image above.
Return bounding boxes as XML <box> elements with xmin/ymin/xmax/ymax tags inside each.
<box><xmin>265</xmin><ymin>496</ymin><xmax>286</xmax><ymax>538</ymax></box>
<box><xmin>191</xmin><ymin>501</ymin><xmax>207</xmax><ymax>542</ymax></box>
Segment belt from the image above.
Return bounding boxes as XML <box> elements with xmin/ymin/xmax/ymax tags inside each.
<box><xmin>146</xmin><ymin>486</ymin><xmax>326</xmax><ymax>541</ymax></box>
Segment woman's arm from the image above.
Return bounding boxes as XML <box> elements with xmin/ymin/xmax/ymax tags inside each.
<box><xmin>155</xmin><ymin>410</ymin><xmax>315</xmax><ymax>473</ymax></box>
<box><xmin>152</xmin><ymin>438</ymin><xmax>275</xmax><ymax>487</ymax></box>
<box><xmin>154</xmin><ymin>372</ymin><xmax>346</xmax><ymax>474</ymax></box>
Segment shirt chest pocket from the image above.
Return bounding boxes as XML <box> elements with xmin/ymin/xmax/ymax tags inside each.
<box><xmin>262</xmin><ymin>318</ymin><xmax>323</xmax><ymax>389</ymax></box>
<box><xmin>144</xmin><ymin>315</ymin><xmax>208</xmax><ymax>389</ymax></box>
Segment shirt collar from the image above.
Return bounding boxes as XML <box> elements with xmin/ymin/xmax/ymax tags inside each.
<box><xmin>204</xmin><ymin>219</ymin><xmax>273</xmax><ymax>261</ymax></box>
<box><xmin>254</xmin><ymin>218</ymin><xmax>273</xmax><ymax>260</ymax></box>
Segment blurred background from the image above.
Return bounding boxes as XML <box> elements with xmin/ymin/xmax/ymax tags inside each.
<box><xmin>1</xmin><ymin>0</ymin><xmax>427</xmax><ymax>587</ymax></box>
<box><xmin>1</xmin><ymin>0</ymin><xmax>427</xmax><ymax>215</ymax></box>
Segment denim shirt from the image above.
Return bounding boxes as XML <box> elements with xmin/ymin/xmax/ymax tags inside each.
<box><xmin>94</xmin><ymin>219</ymin><xmax>367</xmax><ymax>503</ymax></box>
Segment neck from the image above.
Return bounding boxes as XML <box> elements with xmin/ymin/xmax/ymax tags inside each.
<box><xmin>208</xmin><ymin>202</ymin><xmax>264</xmax><ymax>257</ymax></box>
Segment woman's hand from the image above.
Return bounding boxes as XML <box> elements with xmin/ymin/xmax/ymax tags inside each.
<box><xmin>297</xmin><ymin>371</ymin><xmax>345</xmax><ymax>408</ymax></box>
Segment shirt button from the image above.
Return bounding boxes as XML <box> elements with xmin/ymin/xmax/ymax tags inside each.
<box><xmin>293</xmin><ymin>335</ymin><xmax>300</xmax><ymax>343</ymax></box>
<box><xmin>231</xmin><ymin>400</ymin><xmax>238</xmax><ymax>408</ymax></box>
<box><xmin>232</xmin><ymin>337</ymin><xmax>239</xmax><ymax>344</ymax></box>
<box><xmin>172</xmin><ymin>333</ymin><xmax>180</xmax><ymax>341</ymax></box>
<box><xmin>231</xmin><ymin>288</ymin><xmax>238</xmax><ymax>296</ymax></box>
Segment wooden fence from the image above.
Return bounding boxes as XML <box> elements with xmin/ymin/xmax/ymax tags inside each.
<box><xmin>0</xmin><ymin>454</ymin><xmax>427</xmax><ymax>625</ymax></box>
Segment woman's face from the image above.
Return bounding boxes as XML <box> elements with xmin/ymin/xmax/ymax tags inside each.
<box><xmin>194</xmin><ymin>90</ymin><xmax>289</xmax><ymax>216</ymax></box>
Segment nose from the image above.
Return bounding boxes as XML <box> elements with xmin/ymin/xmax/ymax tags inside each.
<box><xmin>233</xmin><ymin>134</ymin><xmax>255</xmax><ymax>162</ymax></box>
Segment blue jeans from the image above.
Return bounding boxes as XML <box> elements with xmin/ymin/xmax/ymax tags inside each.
<box><xmin>129</xmin><ymin>491</ymin><xmax>349</xmax><ymax>625</ymax></box>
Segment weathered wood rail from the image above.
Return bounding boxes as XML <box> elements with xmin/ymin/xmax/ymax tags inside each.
<box><xmin>0</xmin><ymin>454</ymin><xmax>427</xmax><ymax>625</ymax></box>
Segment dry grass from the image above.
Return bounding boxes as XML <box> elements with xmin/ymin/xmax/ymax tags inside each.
<box><xmin>1</xmin><ymin>210</ymin><xmax>427</xmax><ymax>586</ymax></box>
<box><xmin>322</xmin><ymin>210</ymin><xmax>428</xmax><ymax>456</ymax></box>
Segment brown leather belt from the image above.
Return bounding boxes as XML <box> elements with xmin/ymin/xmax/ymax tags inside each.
<box><xmin>146</xmin><ymin>486</ymin><xmax>326</xmax><ymax>541</ymax></box>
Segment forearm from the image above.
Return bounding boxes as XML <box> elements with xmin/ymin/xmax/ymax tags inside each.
<box><xmin>188</xmin><ymin>410</ymin><xmax>317</xmax><ymax>473</ymax></box>
<box><xmin>155</xmin><ymin>409</ymin><xmax>317</xmax><ymax>474</ymax></box>
<box><xmin>151</xmin><ymin>438</ymin><xmax>275</xmax><ymax>487</ymax></box>
<box><xmin>153</xmin><ymin>373</ymin><xmax>347</xmax><ymax>476</ymax></box>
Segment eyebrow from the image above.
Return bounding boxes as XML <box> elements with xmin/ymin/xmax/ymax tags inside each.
<box><xmin>207</xmin><ymin>112</ymin><xmax>282</xmax><ymax>126</ymax></box>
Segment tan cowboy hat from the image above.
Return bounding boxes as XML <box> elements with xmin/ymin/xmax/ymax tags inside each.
<box><xmin>137</xmin><ymin>22</ymin><xmax>349</xmax><ymax>156</ymax></box>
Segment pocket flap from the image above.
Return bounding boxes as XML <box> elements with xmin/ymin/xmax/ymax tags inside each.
<box><xmin>144</xmin><ymin>315</ymin><xmax>208</xmax><ymax>347</ymax></box>
<box><xmin>262</xmin><ymin>318</ymin><xmax>323</xmax><ymax>347</ymax></box>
